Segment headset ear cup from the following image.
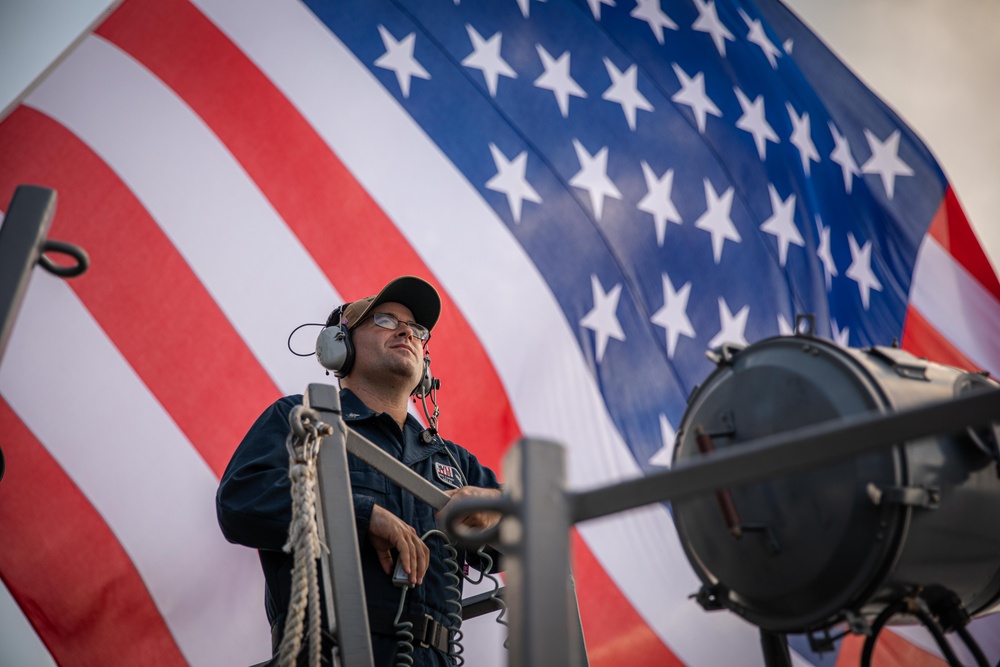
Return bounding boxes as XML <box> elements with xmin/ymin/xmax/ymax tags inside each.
<box><xmin>316</xmin><ymin>324</ymin><xmax>354</xmax><ymax>377</ymax></box>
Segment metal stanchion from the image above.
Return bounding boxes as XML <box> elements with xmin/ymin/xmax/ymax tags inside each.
<box><xmin>1</xmin><ymin>185</ymin><xmax>90</xmax><ymax>364</ymax></box>
<box><xmin>1</xmin><ymin>185</ymin><xmax>88</xmax><ymax>488</ymax></box>
<box><xmin>502</xmin><ymin>439</ymin><xmax>571</xmax><ymax>667</ymax></box>
<box><xmin>305</xmin><ymin>384</ymin><xmax>374</xmax><ymax>667</ymax></box>
<box><xmin>490</xmin><ymin>439</ymin><xmax>588</xmax><ymax>667</ymax></box>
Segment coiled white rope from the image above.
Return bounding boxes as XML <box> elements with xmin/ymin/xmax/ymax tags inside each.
<box><xmin>278</xmin><ymin>406</ymin><xmax>332</xmax><ymax>667</ymax></box>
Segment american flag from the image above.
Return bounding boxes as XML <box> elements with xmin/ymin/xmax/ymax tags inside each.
<box><xmin>2</xmin><ymin>0</ymin><xmax>999</xmax><ymax>665</ymax></box>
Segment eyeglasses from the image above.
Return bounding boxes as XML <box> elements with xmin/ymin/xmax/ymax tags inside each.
<box><xmin>361</xmin><ymin>312</ymin><xmax>430</xmax><ymax>341</ymax></box>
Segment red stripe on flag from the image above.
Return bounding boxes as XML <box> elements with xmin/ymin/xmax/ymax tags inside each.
<box><xmin>926</xmin><ymin>187</ymin><xmax>1000</xmax><ymax>301</ymax></box>
<box><xmin>900</xmin><ymin>305</ymin><xmax>981</xmax><ymax>373</ymax></box>
<box><xmin>0</xmin><ymin>398</ymin><xmax>186</xmax><ymax>667</ymax></box>
<box><xmin>572</xmin><ymin>531</ymin><xmax>685</xmax><ymax>666</ymax></box>
<box><xmin>835</xmin><ymin>630</ymin><xmax>949</xmax><ymax>667</ymax></box>
<box><xmin>0</xmin><ymin>106</ymin><xmax>281</xmax><ymax>478</ymax></box>
<box><xmin>96</xmin><ymin>0</ymin><xmax>520</xmax><ymax>471</ymax></box>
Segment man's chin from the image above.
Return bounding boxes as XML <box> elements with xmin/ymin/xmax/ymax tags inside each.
<box><xmin>386</xmin><ymin>359</ymin><xmax>423</xmax><ymax>385</ymax></box>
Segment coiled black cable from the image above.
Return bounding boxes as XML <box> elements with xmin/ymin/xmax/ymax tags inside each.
<box><xmin>430</xmin><ymin>531</ymin><xmax>465</xmax><ymax>666</ymax></box>
<box><xmin>465</xmin><ymin>547</ymin><xmax>510</xmax><ymax>649</ymax></box>
<box><xmin>393</xmin><ymin>587</ymin><xmax>414</xmax><ymax>667</ymax></box>
<box><xmin>391</xmin><ymin>530</ymin><xmax>464</xmax><ymax>666</ymax></box>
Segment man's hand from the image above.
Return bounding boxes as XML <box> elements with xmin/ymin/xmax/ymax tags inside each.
<box><xmin>367</xmin><ymin>504</ymin><xmax>429</xmax><ymax>586</ymax></box>
<box><xmin>437</xmin><ymin>486</ymin><xmax>503</xmax><ymax>530</ymax></box>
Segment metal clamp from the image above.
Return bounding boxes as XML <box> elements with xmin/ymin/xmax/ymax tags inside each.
<box><xmin>866</xmin><ymin>483</ymin><xmax>940</xmax><ymax>509</ymax></box>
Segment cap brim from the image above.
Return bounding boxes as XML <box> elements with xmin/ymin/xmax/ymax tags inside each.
<box><xmin>354</xmin><ymin>276</ymin><xmax>441</xmax><ymax>332</ymax></box>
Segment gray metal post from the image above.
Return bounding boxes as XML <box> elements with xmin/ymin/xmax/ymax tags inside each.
<box><xmin>0</xmin><ymin>185</ymin><xmax>57</xmax><ymax>362</ymax></box>
<box><xmin>502</xmin><ymin>438</ymin><xmax>587</xmax><ymax>667</ymax></box>
<box><xmin>304</xmin><ymin>384</ymin><xmax>374</xmax><ymax>667</ymax></box>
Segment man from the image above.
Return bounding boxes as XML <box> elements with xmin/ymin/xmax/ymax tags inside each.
<box><xmin>217</xmin><ymin>275</ymin><xmax>502</xmax><ymax>666</ymax></box>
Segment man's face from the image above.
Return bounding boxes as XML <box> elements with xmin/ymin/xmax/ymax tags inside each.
<box><xmin>349</xmin><ymin>301</ymin><xmax>424</xmax><ymax>387</ymax></box>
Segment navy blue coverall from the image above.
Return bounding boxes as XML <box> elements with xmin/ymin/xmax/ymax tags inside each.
<box><xmin>216</xmin><ymin>389</ymin><xmax>500</xmax><ymax>666</ymax></box>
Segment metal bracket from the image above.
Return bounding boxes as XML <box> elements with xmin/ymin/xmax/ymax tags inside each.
<box><xmin>705</xmin><ymin>342</ymin><xmax>745</xmax><ymax>366</ymax></box>
<box><xmin>866</xmin><ymin>482</ymin><xmax>941</xmax><ymax>509</ymax></box>
<box><xmin>806</xmin><ymin>627</ymin><xmax>844</xmax><ymax>654</ymax></box>
<box><xmin>843</xmin><ymin>609</ymin><xmax>871</xmax><ymax>636</ymax></box>
<box><xmin>866</xmin><ymin>346</ymin><xmax>929</xmax><ymax>381</ymax></box>
<box><xmin>793</xmin><ymin>313</ymin><xmax>815</xmax><ymax>336</ymax></box>
<box><xmin>740</xmin><ymin>524</ymin><xmax>782</xmax><ymax>555</ymax></box>
<box><xmin>691</xmin><ymin>584</ymin><xmax>728</xmax><ymax>611</ymax></box>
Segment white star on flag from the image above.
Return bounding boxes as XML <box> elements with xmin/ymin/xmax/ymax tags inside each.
<box><xmin>569</xmin><ymin>140</ymin><xmax>622</xmax><ymax>221</ymax></box>
<box><xmin>862</xmin><ymin>129</ymin><xmax>914</xmax><ymax>200</ymax></box>
<box><xmin>580</xmin><ymin>274</ymin><xmax>626</xmax><ymax>363</ymax></box>
<box><xmin>777</xmin><ymin>313</ymin><xmax>794</xmax><ymax>335</ymax></box>
<box><xmin>534</xmin><ymin>45</ymin><xmax>587</xmax><ymax>118</ymax></box>
<box><xmin>586</xmin><ymin>0</ymin><xmax>617</xmax><ymax>20</ymax></box>
<box><xmin>760</xmin><ymin>184</ymin><xmax>804</xmax><ymax>267</ymax></box>
<box><xmin>671</xmin><ymin>63</ymin><xmax>721</xmax><ymax>134</ymax></box>
<box><xmin>692</xmin><ymin>0</ymin><xmax>735</xmax><ymax>56</ymax></box>
<box><xmin>739</xmin><ymin>9</ymin><xmax>782</xmax><ymax>68</ymax></box>
<box><xmin>602</xmin><ymin>58</ymin><xmax>653</xmax><ymax>131</ymax></box>
<box><xmin>815</xmin><ymin>215</ymin><xmax>838</xmax><ymax>290</ymax></box>
<box><xmin>648</xmin><ymin>413</ymin><xmax>678</xmax><ymax>467</ymax></box>
<box><xmin>637</xmin><ymin>161</ymin><xmax>682</xmax><ymax>246</ymax></box>
<box><xmin>374</xmin><ymin>25</ymin><xmax>430</xmax><ymax>98</ymax></box>
<box><xmin>786</xmin><ymin>102</ymin><xmax>819</xmax><ymax>176</ymax></box>
<box><xmin>485</xmin><ymin>143</ymin><xmax>541</xmax><ymax>223</ymax></box>
<box><xmin>734</xmin><ymin>87</ymin><xmax>779</xmax><ymax>160</ymax></box>
<box><xmin>829</xmin><ymin>122</ymin><xmax>860</xmax><ymax>194</ymax></box>
<box><xmin>630</xmin><ymin>0</ymin><xmax>678</xmax><ymax>45</ymax></box>
<box><xmin>461</xmin><ymin>26</ymin><xmax>516</xmax><ymax>97</ymax></box>
<box><xmin>650</xmin><ymin>272</ymin><xmax>695</xmax><ymax>358</ymax></box>
<box><xmin>831</xmin><ymin>318</ymin><xmax>851</xmax><ymax>347</ymax></box>
<box><xmin>514</xmin><ymin>0</ymin><xmax>534</xmax><ymax>19</ymax></box>
<box><xmin>707</xmin><ymin>297</ymin><xmax>750</xmax><ymax>349</ymax></box>
<box><xmin>846</xmin><ymin>232</ymin><xmax>883</xmax><ymax>309</ymax></box>
<box><xmin>694</xmin><ymin>178</ymin><xmax>740</xmax><ymax>263</ymax></box>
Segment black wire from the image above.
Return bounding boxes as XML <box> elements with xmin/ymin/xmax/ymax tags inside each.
<box><xmin>911</xmin><ymin>606</ymin><xmax>963</xmax><ymax>667</ymax></box>
<box><xmin>862</xmin><ymin>598</ymin><xmax>971</xmax><ymax>667</ymax></box>
<box><xmin>861</xmin><ymin>600</ymin><xmax>908</xmax><ymax>667</ymax></box>
<box><xmin>956</xmin><ymin>625</ymin><xmax>990</xmax><ymax>667</ymax></box>
<box><xmin>287</xmin><ymin>322</ymin><xmax>325</xmax><ymax>357</ymax></box>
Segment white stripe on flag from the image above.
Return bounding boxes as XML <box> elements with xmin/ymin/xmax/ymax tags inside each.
<box><xmin>910</xmin><ymin>234</ymin><xmax>1000</xmax><ymax>373</ymax></box>
<box><xmin>193</xmin><ymin>1</ymin><xmax>764</xmax><ymax>663</ymax></box>
<box><xmin>0</xmin><ymin>270</ymin><xmax>271</xmax><ymax>666</ymax></box>
<box><xmin>24</xmin><ymin>34</ymin><xmax>342</xmax><ymax>397</ymax></box>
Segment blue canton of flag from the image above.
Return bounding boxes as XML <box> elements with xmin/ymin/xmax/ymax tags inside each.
<box><xmin>307</xmin><ymin>0</ymin><xmax>937</xmax><ymax>473</ymax></box>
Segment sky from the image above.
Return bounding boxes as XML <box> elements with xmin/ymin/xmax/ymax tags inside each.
<box><xmin>1</xmin><ymin>1</ymin><xmax>998</xmax><ymax>664</ymax></box>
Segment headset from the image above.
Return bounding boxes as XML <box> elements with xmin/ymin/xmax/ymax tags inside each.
<box><xmin>315</xmin><ymin>304</ymin><xmax>440</xmax><ymax>398</ymax></box>
<box><xmin>315</xmin><ymin>305</ymin><xmax>354</xmax><ymax>378</ymax></box>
